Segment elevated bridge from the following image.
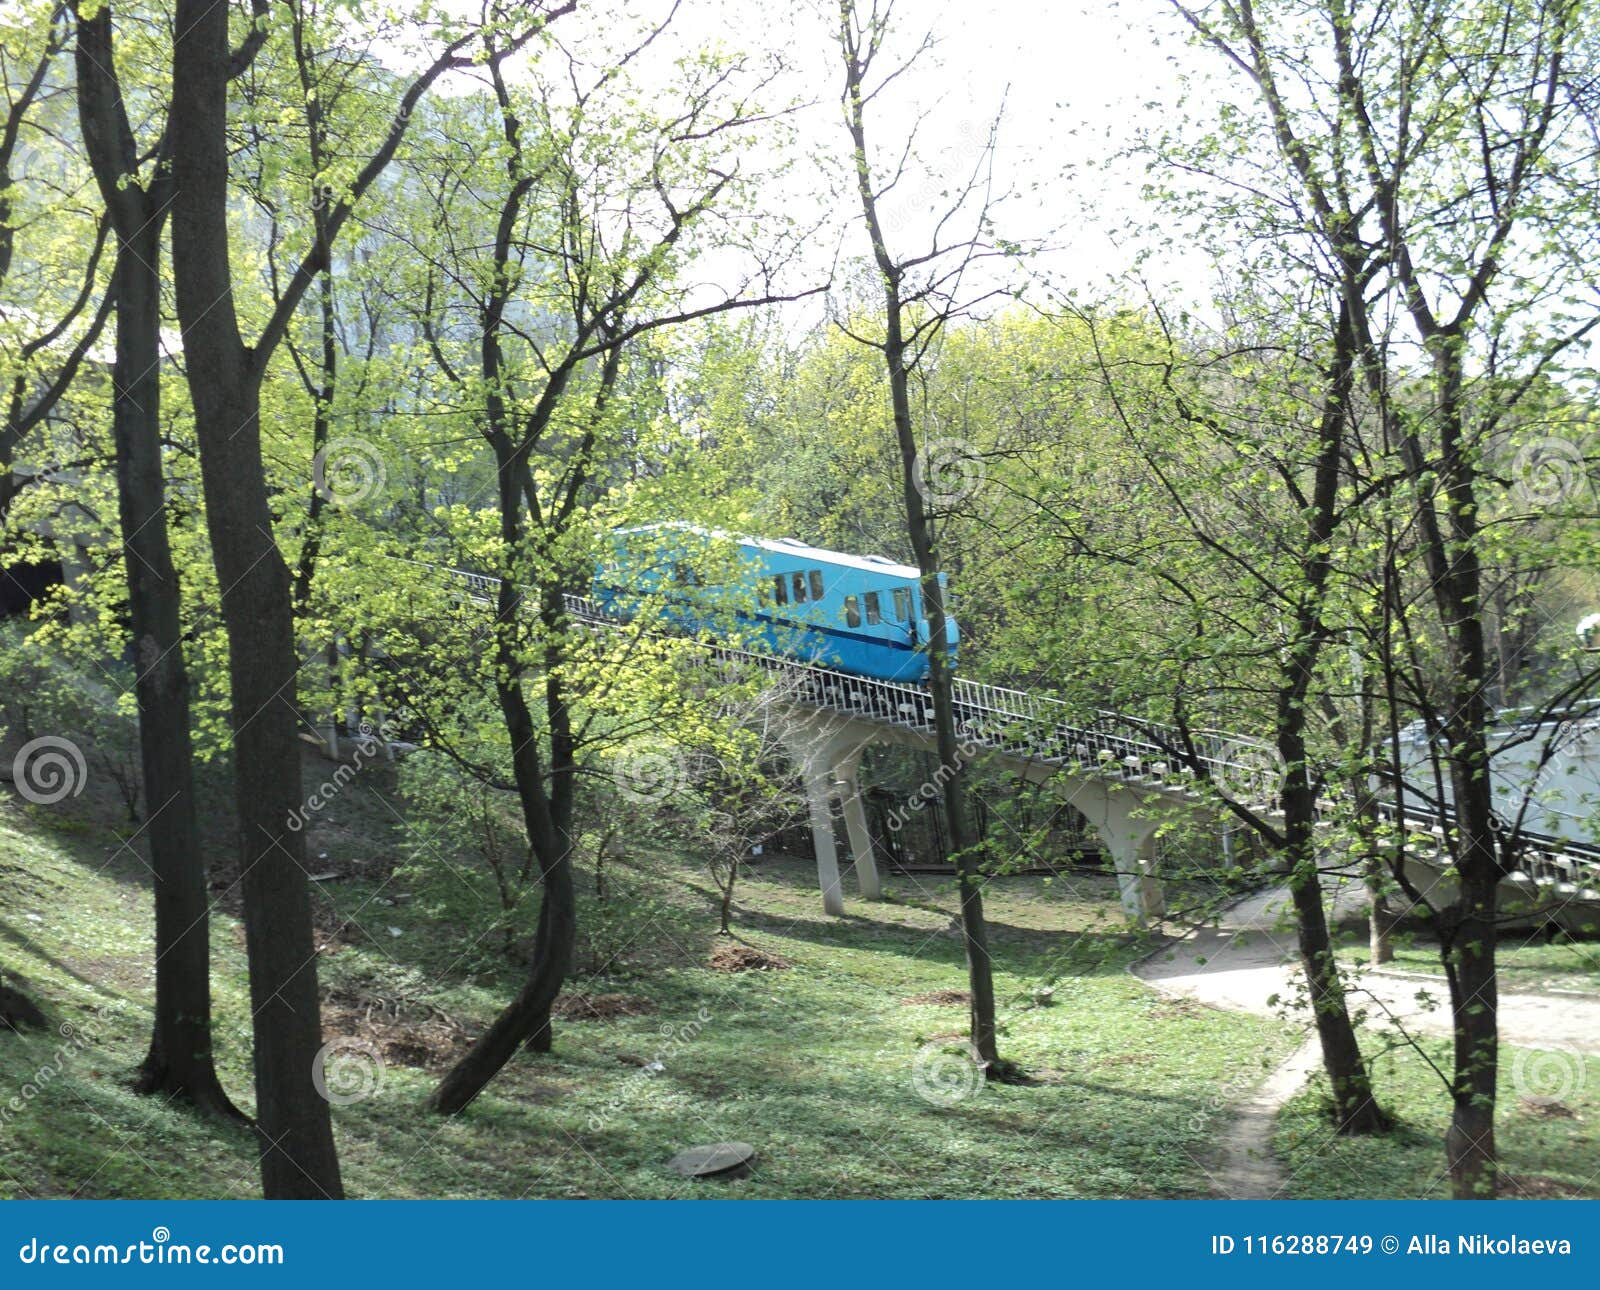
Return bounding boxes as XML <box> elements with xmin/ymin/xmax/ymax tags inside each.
<box><xmin>411</xmin><ymin>563</ymin><xmax>1600</xmax><ymax>929</ymax></box>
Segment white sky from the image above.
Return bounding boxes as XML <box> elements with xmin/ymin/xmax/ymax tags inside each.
<box><xmin>714</xmin><ymin>0</ymin><xmax>1207</xmax><ymax>302</ymax></box>
<box><xmin>467</xmin><ymin>0</ymin><xmax>1216</xmax><ymax>317</ymax></box>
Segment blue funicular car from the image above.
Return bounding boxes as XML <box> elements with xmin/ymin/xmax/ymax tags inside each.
<box><xmin>593</xmin><ymin>523</ymin><xmax>957</xmax><ymax>684</ymax></box>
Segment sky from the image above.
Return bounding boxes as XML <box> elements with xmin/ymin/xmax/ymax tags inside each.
<box><xmin>697</xmin><ymin>0</ymin><xmax>1208</xmax><ymax>303</ymax></box>
<box><xmin>457</xmin><ymin>0</ymin><xmax>1220</xmax><ymax>320</ymax></box>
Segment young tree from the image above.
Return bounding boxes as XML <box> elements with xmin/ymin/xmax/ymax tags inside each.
<box><xmin>836</xmin><ymin>0</ymin><xmax>1013</xmax><ymax>1074</ymax></box>
<box><xmin>1171</xmin><ymin>0</ymin><xmax>1600</xmax><ymax>1196</ymax></box>
<box><xmin>1067</xmin><ymin>288</ymin><xmax>1389</xmax><ymax>1134</ymax></box>
<box><xmin>168</xmin><ymin>0</ymin><xmax>571</xmax><ymax>1197</ymax></box>
<box><xmin>675</xmin><ymin>669</ymin><xmax>814</xmax><ymax>936</ymax></box>
<box><xmin>404</xmin><ymin>16</ymin><xmax>816</xmax><ymax>1114</ymax></box>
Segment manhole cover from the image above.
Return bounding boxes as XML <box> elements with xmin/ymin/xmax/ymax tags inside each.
<box><xmin>668</xmin><ymin>1142</ymin><xmax>757</xmax><ymax>1180</ymax></box>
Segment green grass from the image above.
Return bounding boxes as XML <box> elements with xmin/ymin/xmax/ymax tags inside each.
<box><xmin>0</xmin><ymin>756</ymin><xmax>1300</xmax><ymax>1199</ymax></box>
<box><xmin>6</xmin><ymin>744</ymin><xmax>1596</xmax><ymax>1200</ymax></box>
<box><xmin>1277</xmin><ymin>1040</ymin><xmax>1600</xmax><ymax>1199</ymax></box>
<box><xmin>1348</xmin><ymin>935</ymin><xmax>1600</xmax><ymax>996</ymax></box>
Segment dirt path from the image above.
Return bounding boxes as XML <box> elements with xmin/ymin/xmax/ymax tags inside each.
<box><xmin>1206</xmin><ymin>1039</ymin><xmax>1320</xmax><ymax>1199</ymax></box>
<box><xmin>1136</xmin><ymin>878</ymin><xmax>1600</xmax><ymax>1198</ymax></box>
<box><xmin>1136</xmin><ymin>878</ymin><xmax>1600</xmax><ymax>1053</ymax></box>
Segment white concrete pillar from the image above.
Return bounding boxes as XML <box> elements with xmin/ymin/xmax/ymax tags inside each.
<box><xmin>1107</xmin><ymin>827</ymin><xmax>1165</xmax><ymax>923</ymax></box>
<box><xmin>835</xmin><ymin>749</ymin><xmax>882</xmax><ymax>901</ymax></box>
<box><xmin>780</xmin><ymin>711</ymin><xmax>881</xmax><ymax>916</ymax></box>
<box><xmin>1068</xmin><ymin>781</ymin><xmax>1165</xmax><ymax>924</ymax></box>
<box><xmin>804</xmin><ymin>768</ymin><xmax>845</xmax><ymax>917</ymax></box>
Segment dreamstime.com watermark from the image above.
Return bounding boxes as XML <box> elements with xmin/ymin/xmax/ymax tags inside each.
<box><xmin>1512</xmin><ymin>1043</ymin><xmax>1588</xmax><ymax>1103</ymax></box>
<box><xmin>285</xmin><ymin>722</ymin><xmax>389</xmax><ymax>833</ymax></box>
<box><xmin>911</xmin><ymin>1038</ymin><xmax>984</xmax><ymax>1108</ymax></box>
<box><xmin>9</xmin><ymin>139</ymin><xmax>78</xmax><ymax>199</ymax></box>
<box><xmin>881</xmin><ymin>735</ymin><xmax>984</xmax><ymax>833</ymax></box>
<box><xmin>17</xmin><ymin>1228</ymin><xmax>283</xmax><ymax>1267</ymax></box>
<box><xmin>312</xmin><ymin>437</ymin><xmax>386</xmax><ymax>508</ymax></box>
<box><xmin>0</xmin><ymin>1021</ymin><xmax>93</xmax><ymax>1131</ymax></box>
<box><xmin>1185</xmin><ymin>1054</ymin><xmax>1270</xmax><ymax>1136</ymax></box>
<box><xmin>587</xmin><ymin>1006</ymin><xmax>713</xmax><ymax>1132</ymax></box>
<box><xmin>311</xmin><ymin>1036</ymin><xmax>386</xmax><ymax>1106</ymax></box>
<box><xmin>9</xmin><ymin>736</ymin><xmax>88</xmax><ymax>806</ymax></box>
<box><xmin>913</xmin><ymin>439</ymin><xmax>988</xmax><ymax>509</ymax></box>
<box><xmin>1511</xmin><ymin>436</ymin><xmax>1590</xmax><ymax>508</ymax></box>
<box><xmin>613</xmin><ymin>746</ymin><xmax>687</xmax><ymax>806</ymax></box>
<box><xmin>1210</xmin><ymin>739</ymin><xmax>1284</xmax><ymax>805</ymax></box>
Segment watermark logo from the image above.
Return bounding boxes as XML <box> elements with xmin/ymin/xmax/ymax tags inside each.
<box><xmin>10</xmin><ymin>736</ymin><xmax>88</xmax><ymax>805</ymax></box>
<box><xmin>11</xmin><ymin>138</ymin><xmax>79</xmax><ymax>199</ymax></box>
<box><xmin>1512</xmin><ymin>436</ymin><xmax>1587</xmax><ymax>507</ymax></box>
<box><xmin>312</xmin><ymin>438</ymin><xmax>386</xmax><ymax>507</ymax></box>
<box><xmin>911</xmin><ymin>1038</ymin><xmax>984</xmax><ymax>1108</ymax></box>
<box><xmin>1211</xmin><ymin>740</ymin><xmax>1282</xmax><ymax>805</ymax></box>
<box><xmin>913</xmin><ymin>439</ymin><xmax>988</xmax><ymax>509</ymax></box>
<box><xmin>1512</xmin><ymin>1043</ymin><xmax>1587</xmax><ymax>1103</ymax></box>
<box><xmin>286</xmin><ymin>721</ymin><xmax>389</xmax><ymax>833</ymax></box>
<box><xmin>613</xmin><ymin>747</ymin><xmax>686</xmax><ymax>805</ymax></box>
<box><xmin>587</xmin><ymin>1006</ymin><xmax>712</xmax><ymax>1132</ymax></box>
<box><xmin>0</xmin><ymin>1020</ymin><xmax>94</xmax><ymax>1131</ymax></box>
<box><xmin>311</xmin><ymin>1036</ymin><xmax>385</xmax><ymax>1105</ymax></box>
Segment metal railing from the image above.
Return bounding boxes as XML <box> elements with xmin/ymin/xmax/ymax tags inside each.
<box><xmin>416</xmin><ymin>559</ymin><xmax>1599</xmax><ymax>892</ymax></box>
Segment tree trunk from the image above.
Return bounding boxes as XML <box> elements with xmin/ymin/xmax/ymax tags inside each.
<box><xmin>839</xmin><ymin>2</ymin><xmax>1002</xmax><ymax>1072</ymax></box>
<box><xmin>428</xmin><ymin>451</ymin><xmax>576</xmax><ymax>1113</ymax></box>
<box><xmin>905</xmin><ymin>439</ymin><xmax>1001</xmax><ymax>1071</ymax></box>
<box><xmin>1444</xmin><ymin>873</ymin><xmax>1499</xmax><ymax>1197</ymax></box>
<box><xmin>1274</xmin><ymin>295</ymin><xmax>1383</xmax><ymax>1132</ymax></box>
<box><xmin>429</xmin><ymin>671</ymin><xmax>576</xmax><ymax>1111</ymax></box>
<box><xmin>1281</xmin><ymin>791</ymin><xmax>1386</xmax><ymax>1133</ymax></box>
<box><xmin>880</xmin><ymin>297</ymin><xmax>999</xmax><ymax>1069</ymax></box>
<box><xmin>111</xmin><ymin>226</ymin><xmax>240</xmax><ymax>1119</ymax></box>
<box><xmin>718</xmin><ymin>856</ymin><xmax>736</xmax><ymax>935</ymax></box>
<box><xmin>1429</xmin><ymin>342</ymin><xmax>1500</xmax><ymax>1199</ymax></box>
<box><xmin>1365</xmin><ymin>855</ymin><xmax>1395</xmax><ymax>966</ymax></box>
<box><xmin>170</xmin><ymin>0</ymin><xmax>342</xmax><ymax>1198</ymax></box>
<box><xmin>73</xmin><ymin>4</ymin><xmax>239</xmax><ymax>1120</ymax></box>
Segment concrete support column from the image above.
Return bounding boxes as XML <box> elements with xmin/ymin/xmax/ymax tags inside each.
<box><xmin>1068</xmin><ymin>781</ymin><xmax>1165</xmax><ymax>924</ymax></box>
<box><xmin>780</xmin><ymin>710</ymin><xmax>879</xmax><ymax>916</ymax></box>
<box><xmin>803</xmin><ymin>767</ymin><xmax>845</xmax><ymax>917</ymax></box>
<box><xmin>834</xmin><ymin>748</ymin><xmax>882</xmax><ymax>901</ymax></box>
<box><xmin>1106</xmin><ymin>827</ymin><xmax>1165</xmax><ymax>922</ymax></box>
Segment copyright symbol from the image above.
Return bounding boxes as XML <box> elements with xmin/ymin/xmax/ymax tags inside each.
<box><xmin>1381</xmin><ymin>1235</ymin><xmax>1399</xmax><ymax>1255</ymax></box>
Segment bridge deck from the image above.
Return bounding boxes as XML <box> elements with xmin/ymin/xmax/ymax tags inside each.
<box><xmin>418</xmin><ymin>561</ymin><xmax>1600</xmax><ymax>900</ymax></box>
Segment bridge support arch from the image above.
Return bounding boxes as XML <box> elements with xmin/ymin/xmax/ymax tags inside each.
<box><xmin>776</xmin><ymin>703</ymin><xmax>1183</xmax><ymax>923</ymax></box>
<box><xmin>1054</xmin><ymin>779</ymin><xmax>1166</xmax><ymax>924</ymax></box>
<box><xmin>782</xmin><ymin>714</ymin><xmax>882</xmax><ymax>916</ymax></box>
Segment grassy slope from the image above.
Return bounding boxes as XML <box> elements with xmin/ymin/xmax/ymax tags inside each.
<box><xmin>0</xmin><ymin>757</ymin><xmax>1297</xmax><ymax>1200</ymax></box>
<box><xmin>1277</xmin><ymin>1041</ymin><xmax>1600</xmax><ymax>1199</ymax></box>
<box><xmin>4</xmin><ymin>752</ymin><xmax>1595</xmax><ymax>1200</ymax></box>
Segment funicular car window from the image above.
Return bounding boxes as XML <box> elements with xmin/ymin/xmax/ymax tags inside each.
<box><xmin>792</xmin><ymin>571</ymin><xmax>807</xmax><ymax>603</ymax></box>
<box><xmin>809</xmin><ymin>569</ymin><xmax>825</xmax><ymax>601</ymax></box>
<box><xmin>893</xmin><ymin>588</ymin><xmax>912</xmax><ymax>620</ymax></box>
<box><xmin>844</xmin><ymin>595</ymin><xmax>861</xmax><ymax>628</ymax></box>
<box><xmin>865</xmin><ymin>591</ymin><xmax>882</xmax><ymax>625</ymax></box>
<box><xmin>773</xmin><ymin>574</ymin><xmax>788</xmax><ymax>605</ymax></box>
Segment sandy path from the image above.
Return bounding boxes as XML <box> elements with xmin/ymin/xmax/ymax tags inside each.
<box><xmin>1135</xmin><ymin>878</ymin><xmax>1600</xmax><ymax>1197</ymax></box>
